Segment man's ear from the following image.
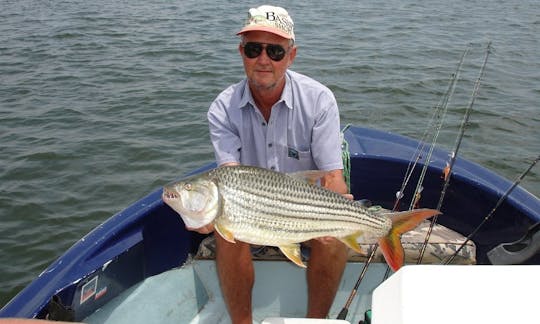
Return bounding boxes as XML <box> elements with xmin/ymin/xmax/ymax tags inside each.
<box><xmin>288</xmin><ymin>46</ymin><xmax>297</xmax><ymax>66</ymax></box>
<box><xmin>238</xmin><ymin>43</ymin><xmax>244</xmax><ymax>57</ymax></box>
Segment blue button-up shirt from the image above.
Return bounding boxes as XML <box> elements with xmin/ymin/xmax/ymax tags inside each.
<box><xmin>208</xmin><ymin>70</ymin><xmax>343</xmax><ymax>173</ymax></box>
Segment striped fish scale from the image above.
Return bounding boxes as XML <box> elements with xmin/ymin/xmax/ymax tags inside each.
<box><xmin>209</xmin><ymin>166</ymin><xmax>391</xmax><ymax>246</ymax></box>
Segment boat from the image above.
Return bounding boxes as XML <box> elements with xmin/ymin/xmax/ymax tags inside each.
<box><xmin>1</xmin><ymin>126</ymin><xmax>539</xmax><ymax>323</ymax></box>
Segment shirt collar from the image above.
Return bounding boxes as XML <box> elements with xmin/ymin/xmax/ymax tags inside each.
<box><xmin>239</xmin><ymin>70</ymin><xmax>294</xmax><ymax>110</ymax></box>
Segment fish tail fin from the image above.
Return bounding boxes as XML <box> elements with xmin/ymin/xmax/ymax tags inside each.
<box><xmin>378</xmin><ymin>208</ymin><xmax>441</xmax><ymax>271</ymax></box>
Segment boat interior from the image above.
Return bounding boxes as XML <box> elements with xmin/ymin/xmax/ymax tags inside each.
<box><xmin>82</xmin><ymin>220</ymin><xmax>475</xmax><ymax>323</ymax></box>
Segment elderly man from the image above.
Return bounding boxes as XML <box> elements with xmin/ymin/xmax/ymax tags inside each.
<box><xmin>200</xmin><ymin>5</ymin><xmax>349</xmax><ymax>323</ymax></box>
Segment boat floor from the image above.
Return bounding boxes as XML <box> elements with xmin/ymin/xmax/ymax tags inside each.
<box><xmin>83</xmin><ymin>260</ymin><xmax>387</xmax><ymax>323</ymax></box>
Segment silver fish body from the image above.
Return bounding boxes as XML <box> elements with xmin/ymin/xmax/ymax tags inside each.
<box><xmin>162</xmin><ymin>165</ymin><xmax>439</xmax><ymax>270</ymax></box>
<box><xmin>212</xmin><ymin>166</ymin><xmax>390</xmax><ymax>245</ymax></box>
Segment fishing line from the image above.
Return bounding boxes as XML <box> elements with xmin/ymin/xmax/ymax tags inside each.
<box><xmin>407</xmin><ymin>46</ymin><xmax>469</xmax><ymax>211</ymax></box>
<box><xmin>341</xmin><ymin>124</ymin><xmax>352</xmax><ymax>192</ymax></box>
<box><xmin>393</xmin><ymin>46</ymin><xmax>470</xmax><ymax>212</ymax></box>
<box><xmin>444</xmin><ymin>154</ymin><xmax>539</xmax><ymax>265</ymax></box>
<box><xmin>418</xmin><ymin>42</ymin><xmax>492</xmax><ymax>263</ymax></box>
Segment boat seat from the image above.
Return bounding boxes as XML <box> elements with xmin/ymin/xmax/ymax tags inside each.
<box><xmin>195</xmin><ymin>220</ymin><xmax>476</xmax><ymax>265</ymax></box>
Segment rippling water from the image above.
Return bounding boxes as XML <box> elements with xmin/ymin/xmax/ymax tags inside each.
<box><xmin>1</xmin><ymin>0</ymin><xmax>539</xmax><ymax>307</ymax></box>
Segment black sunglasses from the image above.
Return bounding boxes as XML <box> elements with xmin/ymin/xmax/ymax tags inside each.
<box><xmin>242</xmin><ymin>42</ymin><xmax>289</xmax><ymax>62</ymax></box>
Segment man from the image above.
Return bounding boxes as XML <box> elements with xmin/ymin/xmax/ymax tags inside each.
<box><xmin>201</xmin><ymin>5</ymin><xmax>349</xmax><ymax>323</ymax></box>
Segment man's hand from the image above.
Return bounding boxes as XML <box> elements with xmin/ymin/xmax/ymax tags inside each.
<box><xmin>321</xmin><ymin>169</ymin><xmax>350</xmax><ymax>196</ymax></box>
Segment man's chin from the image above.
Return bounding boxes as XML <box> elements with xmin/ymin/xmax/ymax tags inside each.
<box><xmin>249</xmin><ymin>79</ymin><xmax>278</xmax><ymax>91</ymax></box>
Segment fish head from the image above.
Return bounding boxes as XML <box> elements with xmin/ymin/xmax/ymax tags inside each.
<box><xmin>162</xmin><ymin>175</ymin><xmax>220</xmax><ymax>230</ymax></box>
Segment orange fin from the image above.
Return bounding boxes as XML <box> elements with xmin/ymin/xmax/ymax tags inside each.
<box><xmin>215</xmin><ymin>223</ymin><xmax>236</xmax><ymax>243</ymax></box>
<box><xmin>339</xmin><ymin>232</ymin><xmax>363</xmax><ymax>253</ymax></box>
<box><xmin>378</xmin><ymin>232</ymin><xmax>403</xmax><ymax>272</ymax></box>
<box><xmin>279</xmin><ymin>244</ymin><xmax>306</xmax><ymax>268</ymax></box>
<box><xmin>378</xmin><ymin>208</ymin><xmax>441</xmax><ymax>271</ymax></box>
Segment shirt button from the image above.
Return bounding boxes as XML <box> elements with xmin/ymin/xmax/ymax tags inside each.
<box><xmin>270</xmin><ymin>166</ymin><xmax>276</xmax><ymax>170</ymax></box>
<box><xmin>262</xmin><ymin>122</ymin><xmax>266</xmax><ymax>126</ymax></box>
<box><xmin>268</xmin><ymin>143</ymin><xmax>273</xmax><ymax>147</ymax></box>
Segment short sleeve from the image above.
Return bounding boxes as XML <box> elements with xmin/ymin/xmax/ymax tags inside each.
<box><xmin>311</xmin><ymin>91</ymin><xmax>344</xmax><ymax>171</ymax></box>
<box><xmin>207</xmin><ymin>96</ymin><xmax>242</xmax><ymax>166</ymax></box>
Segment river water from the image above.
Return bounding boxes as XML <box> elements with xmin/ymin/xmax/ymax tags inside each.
<box><xmin>1</xmin><ymin>0</ymin><xmax>539</xmax><ymax>307</ymax></box>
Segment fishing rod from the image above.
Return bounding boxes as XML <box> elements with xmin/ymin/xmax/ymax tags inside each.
<box><xmin>393</xmin><ymin>45</ymin><xmax>470</xmax><ymax>212</ymax></box>
<box><xmin>406</xmin><ymin>46</ymin><xmax>474</xmax><ymax>213</ymax></box>
<box><xmin>445</xmin><ymin>154</ymin><xmax>539</xmax><ymax>265</ymax></box>
<box><xmin>418</xmin><ymin>42</ymin><xmax>492</xmax><ymax>263</ymax></box>
<box><xmin>336</xmin><ymin>46</ymin><xmax>472</xmax><ymax>321</ymax></box>
<box><xmin>392</xmin><ymin>107</ymin><xmax>442</xmax><ymax>211</ymax></box>
<box><xmin>336</xmin><ymin>244</ymin><xmax>378</xmax><ymax>320</ymax></box>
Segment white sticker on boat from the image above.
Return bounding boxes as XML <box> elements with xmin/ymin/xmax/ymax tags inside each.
<box><xmin>80</xmin><ymin>276</ymin><xmax>98</xmax><ymax>305</ymax></box>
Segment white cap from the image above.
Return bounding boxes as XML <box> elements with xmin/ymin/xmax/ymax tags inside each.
<box><xmin>237</xmin><ymin>5</ymin><xmax>295</xmax><ymax>41</ymax></box>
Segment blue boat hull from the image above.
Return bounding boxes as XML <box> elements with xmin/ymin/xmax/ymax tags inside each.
<box><xmin>1</xmin><ymin>126</ymin><xmax>539</xmax><ymax>320</ymax></box>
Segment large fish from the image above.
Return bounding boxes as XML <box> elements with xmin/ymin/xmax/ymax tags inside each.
<box><xmin>162</xmin><ymin>165</ymin><xmax>440</xmax><ymax>271</ymax></box>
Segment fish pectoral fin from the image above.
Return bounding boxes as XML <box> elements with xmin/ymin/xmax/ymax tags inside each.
<box><xmin>339</xmin><ymin>233</ymin><xmax>363</xmax><ymax>253</ymax></box>
<box><xmin>278</xmin><ymin>244</ymin><xmax>306</xmax><ymax>268</ymax></box>
<box><xmin>214</xmin><ymin>223</ymin><xmax>236</xmax><ymax>243</ymax></box>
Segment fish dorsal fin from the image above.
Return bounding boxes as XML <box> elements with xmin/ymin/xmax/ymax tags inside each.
<box><xmin>278</xmin><ymin>244</ymin><xmax>306</xmax><ymax>268</ymax></box>
<box><xmin>287</xmin><ymin>170</ymin><xmax>328</xmax><ymax>185</ymax></box>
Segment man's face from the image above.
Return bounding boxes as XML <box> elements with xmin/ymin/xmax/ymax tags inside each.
<box><xmin>239</xmin><ymin>31</ymin><xmax>296</xmax><ymax>92</ymax></box>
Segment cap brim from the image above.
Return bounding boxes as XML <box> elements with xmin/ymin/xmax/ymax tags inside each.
<box><xmin>236</xmin><ymin>26</ymin><xmax>293</xmax><ymax>40</ymax></box>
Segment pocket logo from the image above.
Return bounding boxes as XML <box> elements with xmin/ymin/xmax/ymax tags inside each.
<box><xmin>287</xmin><ymin>147</ymin><xmax>299</xmax><ymax>160</ymax></box>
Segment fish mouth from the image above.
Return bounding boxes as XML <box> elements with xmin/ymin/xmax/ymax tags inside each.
<box><xmin>162</xmin><ymin>188</ymin><xmax>179</xmax><ymax>201</ymax></box>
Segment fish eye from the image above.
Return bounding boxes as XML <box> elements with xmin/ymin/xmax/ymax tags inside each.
<box><xmin>184</xmin><ymin>183</ymin><xmax>192</xmax><ymax>191</ymax></box>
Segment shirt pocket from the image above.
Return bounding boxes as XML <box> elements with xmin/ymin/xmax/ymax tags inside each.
<box><xmin>282</xmin><ymin>146</ymin><xmax>316</xmax><ymax>172</ymax></box>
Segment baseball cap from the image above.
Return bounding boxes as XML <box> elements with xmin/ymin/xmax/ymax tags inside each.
<box><xmin>237</xmin><ymin>5</ymin><xmax>295</xmax><ymax>41</ymax></box>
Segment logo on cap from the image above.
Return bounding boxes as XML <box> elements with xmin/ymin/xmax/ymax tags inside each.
<box><xmin>237</xmin><ymin>5</ymin><xmax>295</xmax><ymax>41</ymax></box>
